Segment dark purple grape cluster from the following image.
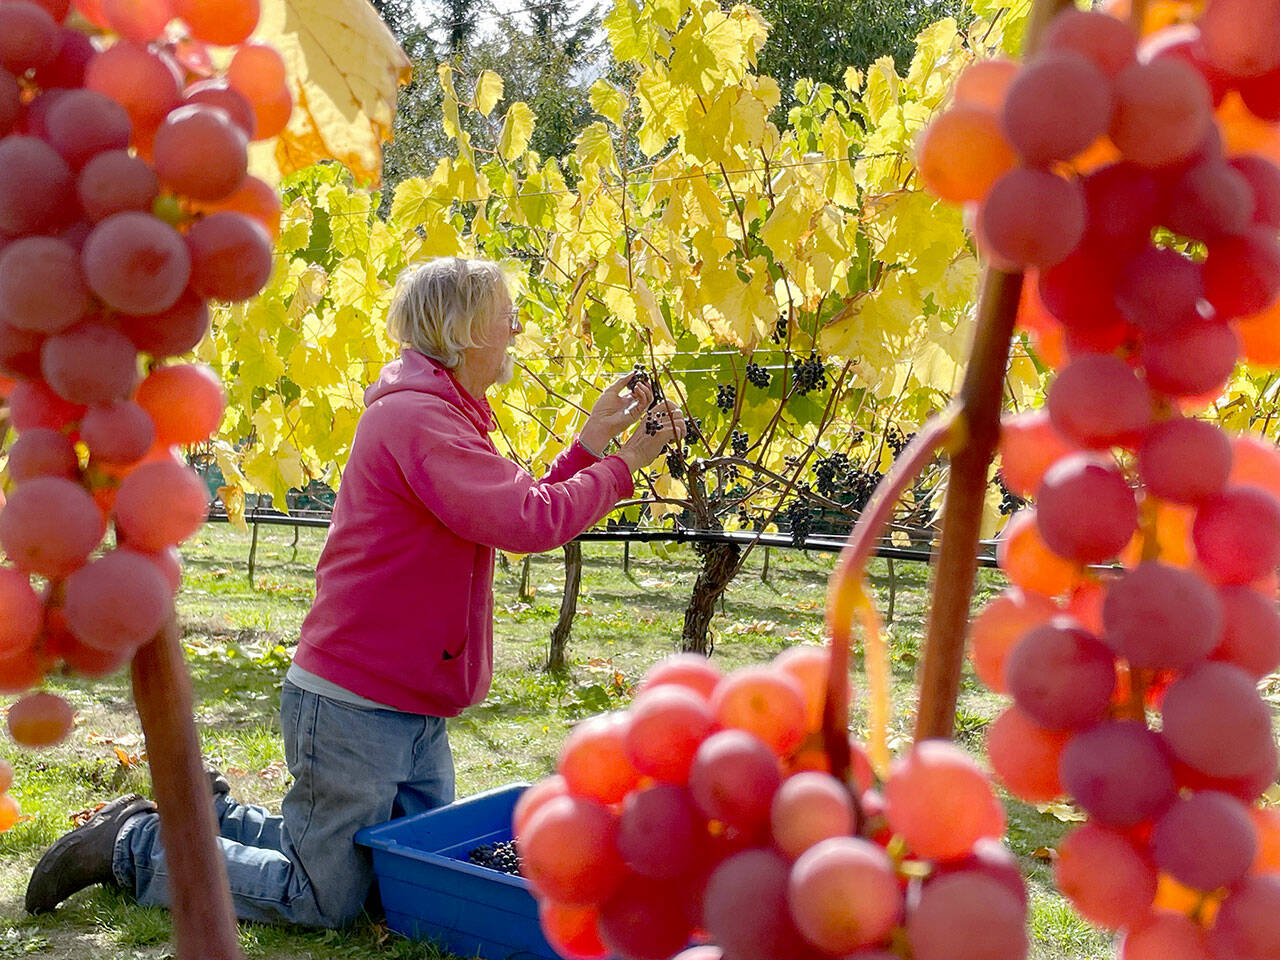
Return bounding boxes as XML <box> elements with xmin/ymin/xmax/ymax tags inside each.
<box><xmin>996</xmin><ymin>475</ymin><xmax>1026</xmax><ymax>516</ymax></box>
<box><xmin>468</xmin><ymin>840</ymin><xmax>521</xmax><ymax>876</ymax></box>
<box><xmin>715</xmin><ymin>382</ymin><xmax>736</xmax><ymax>412</ymax></box>
<box><xmin>814</xmin><ymin>452</ymin><xmax>852</xmax><ymax>498</ymax></box>
<box><xmin>666</xmin><ymin>449</ymin><xmax>686</xmax><ymax>479</ymax></box>
<box><xmin>887</xmin><ymin>428</ymin><xmax>915</xmax><ymax>458</ymax></box>
<box><xmin>783</xmin><ymin>486</ymin><xmax>814</xmax><ymax>547</ymax></box>
<box><xmin>627</xmin><ymin>363</ymin><xmax>650</xmax><ymax>392</ymax></box>
<box><xmin>793</xmin><ymin>352</ymin><xmax>827</xmax><ymax>394</ymax></box>
<box><xmin>771</xmin><ymin>316</ymin><xmax>788</xmax><ymax>343</ymax></box>
<box><xmin>644</xmin><ymin>413</ymin><xmax>663</xmax><ymax>436</ymax></box>
<box><xmin>745</xmin><ymin>361</ymin><xmax>772</xmax><ymax>388</ymax></box>
<box><xmin>731</xmin><ymin>430</ymin><xmax>749</xmax><ymax>457</ymax></box>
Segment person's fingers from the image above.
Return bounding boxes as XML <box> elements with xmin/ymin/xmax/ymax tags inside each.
<box><xmin>632</xmin><ymin>383</ymin><xmax>654</xmax><ymax>409</ymax></box>
<box><xmin>604</xmin><ymin>371</ymin><xmax>633</xmax><ymax>398</ymax></box>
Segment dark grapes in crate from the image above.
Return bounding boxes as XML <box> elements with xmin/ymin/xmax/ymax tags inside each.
<box><xmin>468</xmin><ymin>839</ymin><xmax>522</xmax><ymax>876</ymax></box>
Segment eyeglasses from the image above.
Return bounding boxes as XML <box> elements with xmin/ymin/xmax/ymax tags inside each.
<box><xmin>502</xmin><ymin>307</ymin><xmax>522</xmax><ymax>332</ymax></box>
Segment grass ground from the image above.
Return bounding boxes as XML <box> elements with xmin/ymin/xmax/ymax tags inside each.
<box><xmin>0</xmin><ymin>522</ymin><xmax>1175</xmax><ymax>959</ymax></box>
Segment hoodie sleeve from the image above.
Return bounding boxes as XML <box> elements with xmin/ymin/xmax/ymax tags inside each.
<box><xmin>540</xmin><ymin>437</ymin><xmax>606</xmax><ymax>484</ymax></box>
<box><xmin>395</xmin><ymin>408</ymin><xmax>635</xmax><ymax>554</ymax></box>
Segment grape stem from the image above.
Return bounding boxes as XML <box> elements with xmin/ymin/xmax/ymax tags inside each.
<box><xmin>133</xmin><ymin>620</ymin><xmax>244</xmax><ymax>960</ymax></box>
<box><xmin>823</xmin><ymin>409</ymin><xmax>959</xmax><ymax>780</ymax></box>
<box><xmin>912</xmin><ymin>0</ymin><xmax>1076</xmax><ymax>742</ymax></box>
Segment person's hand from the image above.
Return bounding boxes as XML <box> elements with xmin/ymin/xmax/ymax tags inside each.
<box><xmin>580</xmin><ymin>371</ymin><xmax>653</xmax><ymax>454</ymax></box>
<box><xmin>616</xmin><ymin>403</ymin><xmax>687</xmax><ymax>473</ymax></box>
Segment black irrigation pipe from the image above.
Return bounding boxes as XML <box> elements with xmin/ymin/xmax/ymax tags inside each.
<box><xmin>204</xmin><ymin>506</ymin><xmax>1001</xmax><ymax>568</ymax></box>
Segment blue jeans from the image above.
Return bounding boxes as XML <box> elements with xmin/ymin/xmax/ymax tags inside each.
<box><xmin>112</xmin><ymin>679</ymin><xmax>455</xmax><ymax>927</ymax></box>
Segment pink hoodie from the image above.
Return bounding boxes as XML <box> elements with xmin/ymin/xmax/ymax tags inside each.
<box><xmin>293</xmin><ymin>350</ymin><xmax>635</xmax><ymax>715</ymax></box>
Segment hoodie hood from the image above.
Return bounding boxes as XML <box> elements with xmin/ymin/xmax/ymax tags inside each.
<box><xmin>363</xmin><ymin>349</ymin><xmax>495</xmax><ymax>432</ymax></box>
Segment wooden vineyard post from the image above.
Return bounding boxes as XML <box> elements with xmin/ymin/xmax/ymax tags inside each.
<box><xmin>133</xmin><ymin>621</ymin><xmax>244</xmax><ymax>960</ymax></box>
<box><xmin>912</xmin><ymin>0</ymin><xmax>1074</xmax><ymax>741</ymax></box>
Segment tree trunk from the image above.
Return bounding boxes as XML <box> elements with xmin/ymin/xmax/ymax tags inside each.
<box><xmin>681</xmin><ymin>542</ymin><xmax>742</xmax><ymax>654</ymax></box>
<box><xmin>547</xmin><ymin>541</ymin><xmax>582</xmax><ymax>672</ymax></box>
<box><xmin>519</xmin><ymin>555</ymin><xmax>534</xmax><ymax>601</ymax></box>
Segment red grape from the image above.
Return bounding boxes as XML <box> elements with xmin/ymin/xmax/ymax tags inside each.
<box><xmin>616</xmin><ymin>783</ymin><xmax>699</xmax><ymax>879</ymax></box>
<box><xmin>7</xmin><ymin>690</ymin><xmax>74</xmax><ymax>747</ymax></box>
<box><xmin>1161</xmin><ymin>663</ymin><xmax>1274</xmax><ymax>780</ymax></box>
<box><xmin>1110</xmin><ymin>59</ymin><xmax>1212</xmax><ymax>168</ymax></box>
<box><xmin>41</xmin><ymin>322</ymin><xmax>139</xmax><ymax>405</ymax></box>
<box><xmin>0</xmin><ymin>136</ymin><xmax>75</xmax><ymax>236</ymax></box>
<box><xmin>0</xmin><ymin>565</ymin><xmax>41</xmax><ymax>657</ymax></box>
<box><xmin>906</xmin><ymin>873</ymin><xmax>1027</xmax><ymax>960</ymax></box>
<box><xmin>1151</xmin><ymin>790</ymin><xmax>1257</xmax><ymax>891</ymax></box>
<box><xmin>0</xmin><ymin>238</ymin><xmax>88</xmax><ymax>335</ymax></box>
<box><xmin>624</xmin><ymin>684</ymin><xmax>713</xmax><ymax>784</ymax></box>
<box><xmin>1000</xmin><ymin>52</ymin><xmax>1112</xmax><ymax>166</ymax></box>
<box><xmin>1204</xmin><ymin>227</ymin><xmax>1280</xmax><ymax>319</ymax></box>
<box><xmin>1005</xmin><ymin>619</ymin><xmax>1116</xmax><ymax>729</ymax></box>
<box><xmin>1137</xmin><ymin>417</ymin><xmax>1232</xmax><ymax>504</ymax></box>
<box><xmin>1192</xmin><ymin>485</ymin><xmax>1280</xmax><ymax>584</ymax></box>
<box><xmin>703</xmin><ymin>849</ymin><xmax>812</xmax><ymax>960</ymax></box>
<box><xmin>1101</xmin><ymin>562</ymin><xmax>1222</xmax><ymax>670</ymax></box>
<box><xmin>1053</xmin><ymin>822</ymin><xmax>1157</xmax><ymax>929</ymax></box>
<box><xmin>1212</xmin><ymin>584</ymin><xmax>1280</xmax><ymax>678</ymax></box>
<box><xmin>61</xmin><ymin>549</ymin><xmax>172</xmax><ymax>654</ymax></box>
<box><xmin>8</xmin><ymin>428</ymin><xmax>77</xmax><ymax>482</ymax></box>
<box><xmin>985</xmin><ymin>706</ymin><xmax>1068</xmax><ymax>801</ymax></box>
<box><xmin>787</xmin><ymin>836</ymin><xmax>902</xmax><ymax>953</ymax></box>
<box><xmin>113</xmin><ymin>459</ymin><xmax>209</xmax><ymax>550</ymax></box>
<box><xmin>0</xmin><ymin>477</ymin><xmax>104</xmax><ymax>578</ymax></box>
<box><xmin>185</xmin><ymin>211</ymin><xmax>274</xmax><ymax>302</ymax></box>
<box><xmin>152</xmin><ymin>104</ymin><xmax>249</xmax><ymax>202</ymax></box>
<box><xmin>82</xmin><ymin>212</ymin><xmax>191</xmax><ymax>315</ymax></box>
<box><xmin>688</xmin><ymin>729</ymin><xmax>782</xmax><ymax>833</ymax></box>
<box><xmin>1047</xmin><ymin>354</ymin><xmax>1152</xmax><ymax>449</ymax></box>
<box><xmin>885</xmin><ymin>740</ymin><xmax>1004</xmax><ymax>861</ymax></box>
<box><xmin>116</xmin><ymin>291</ymin><xmax>210</xmax><ymax>359</ymax></box>
<box><xmin>559</xmin><ymin>712</ymin><xmax>641</xmax><ymax>805</ymax></box>
<box><xmin>1058</xmin><ymin>721</ymin><xmax>1177</xmax><ymax>828</ymax></box>
<box><xmin>77</xmin><ymin>150</ymin><xmax>160</xmax><ymax>223</ymax></box>
<box><xmin>1042</xmin><ymin>8</ymin><xmax>1136</xmax><ymax>78</ymax></box>
<box><xmin>978</xmin><ymin>168</ymin><xmax>1085</xmax><ymax>267</ymax></box>
<box><xmin>710</xmin><ymin>665</ymin><xmax>806</xmax><ymax>757</ymax></box>
<box><xmin>43</xmin><ymin>88</ymin><xmax>131</xmax><ymax>169</ymax></box>
<box><xmin>769</xmin><ymin>771</ymin><xmax>855</xmax><ymax>860</ymax></box>
<box><xmin>1036</xmin><ymin>454</ymin><xmax>1136</xmax><ymax>564</ymax></box>
<box><xmin>519</xmin><ymin>794</ymin><xmax>625</xmax><ymax>906</ymax></box>
<box><xmin>81</xmin><ymin>400</ymin><xmax>156</xmax><ymax>466</ymax></box>
<box><xmin>134</xmin><ymin>363</ymin><xmax>225</xmax><ymax>446</ymax></box>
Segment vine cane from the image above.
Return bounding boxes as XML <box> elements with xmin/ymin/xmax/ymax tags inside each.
<box><xmin>133</xmin><ymin>619</ymin><xmax>244</xmax><ymax>960</ymax></box>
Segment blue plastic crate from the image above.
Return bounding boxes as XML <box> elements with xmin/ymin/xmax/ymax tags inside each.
<box><xmin>355</xmin><ymin>783</ymin><xmax>560</xmax><ymax>960</ymax></box>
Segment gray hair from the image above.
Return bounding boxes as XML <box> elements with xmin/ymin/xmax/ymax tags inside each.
<box><xmin>386</xmin><ymin>257</ymin><xmax>510</xmax><ymax>368</ymax></box>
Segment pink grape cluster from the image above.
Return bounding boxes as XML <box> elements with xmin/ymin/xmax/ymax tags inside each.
<box><xmin>914</xmin><ymin>3</ymin><xmax>1280</xmax><ymax>958</ymax></box>
<box><xmin>0</xmin><ymin>0</ymin><xmax>288</xmax><ymax>758</ymax></box>
<box><xmin>515</xmin><ymin>650</ymin><xmax>1030</xmax><ymax>960</ymax></box>
<box><xmin>919</xmin><ymin>2</ymin><xmax>1280</xmax><ymax>389</ymax></box>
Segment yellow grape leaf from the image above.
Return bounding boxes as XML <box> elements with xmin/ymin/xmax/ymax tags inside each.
<box><xmin>252</xmin><ymin>0</ymin><xmax>412</xmax><ymax>187</ymax></box>
<box><xmin>590</xmin><ymin>79</ymin><xmax>627</xmax><ymax>125</ymax></box>
<box><xmin>218</xmin><ymin>484</ymin><xmax>248</xmax><ymax>532</ymax></box>
<box><xmin>475</xmin><ymin>70</ymin><xmax>503</xmax><ymax>115</ymax></box>
<box><xmin>499</xmin><ymin>102</ymin><xmax>536</xmax><ymax>160</ymax></box>
<box><xmin>1035</xmin><ymin>801</ymin><xmax>1088</xmax><ymax>823</ymax></box>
